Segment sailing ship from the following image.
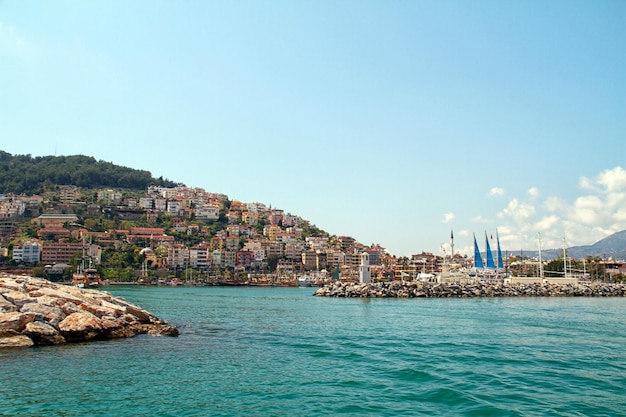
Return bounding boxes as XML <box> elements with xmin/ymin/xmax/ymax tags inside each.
<box><xmin>471</xmin><ymin>230</ymin><xmax>506</xmax><ymax>281</ymax></box>
<box><xmin>72</xmin><ymin>238</ymin><xmax>101</xmax><ymax>288</ymax></box>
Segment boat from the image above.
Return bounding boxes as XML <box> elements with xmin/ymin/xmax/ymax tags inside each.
<box><xmin>470</xmin><ymin>231</ymin><xmax>507</xmax><ymax>281</ymax></box>
<box><xmin>72</xmin><ymin>238</ymin><xmax>101</xmax><ymax>288</ymax></box>
<box><xmin>297</xmin><ymin>275</ymin><xmax>314</xmax><ymax>287</ymax></box>
<box><xmin>72</xmin><ymin>266</ymin><xmax>101</xmax><ymax>288</ymax></box>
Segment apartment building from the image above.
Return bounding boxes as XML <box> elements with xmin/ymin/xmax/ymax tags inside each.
<box><xmin>41</xmin><ymin>242</ymin><xmax>84</xmax><ymax>264</ymax></box>
<box><xmin>12</xmin><ymin>240</ymin><xmax>41</xmax><ymax>263</ymax></box>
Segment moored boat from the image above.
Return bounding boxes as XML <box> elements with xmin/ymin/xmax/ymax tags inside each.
<box><xmin>72</xmin><ymin>238</ymin><xmax>101</xmax><ymax>288</ymax></box>
<box><xmin>72</xmin><ymin>266</ymin><xmax>101</xmax><ymax>288</ymax></box>
<box><xmin>297</xmin><ymin>275</ymin><xmax>314</xmax><ymax>287</ymax></box>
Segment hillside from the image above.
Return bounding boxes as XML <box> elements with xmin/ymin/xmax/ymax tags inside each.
<box><xmin>0</xmin><ymin>151</ymin><xmax>176</xmax><ymax>194</ymax></box>
<box><xmin>567</xmin><ymin>230</ymin><xmax>626</xmax><ymax>259</ymax></box>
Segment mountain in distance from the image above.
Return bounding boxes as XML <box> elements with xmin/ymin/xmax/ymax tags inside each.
<box><xmin>507</xmin><ymin>230</ymin><xmax>626</xmax><ymax>260</ymax></box>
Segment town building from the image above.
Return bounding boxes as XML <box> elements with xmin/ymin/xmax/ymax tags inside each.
<box><xmin>12</xmin><ymin>240</ymin><xmax>42</xmax><ymax>264</ymax></box>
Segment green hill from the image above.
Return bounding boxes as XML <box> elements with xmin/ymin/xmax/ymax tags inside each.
<box><xmin>0</xmin><ymin>151</ymin><xmax>176</xmax><ymax>194</ymax></box>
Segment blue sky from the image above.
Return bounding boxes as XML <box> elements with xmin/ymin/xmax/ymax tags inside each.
<box><xmin>1</xmin><ymin>1</ymin><xmax>624</xmax><ymax>257</ymax></box>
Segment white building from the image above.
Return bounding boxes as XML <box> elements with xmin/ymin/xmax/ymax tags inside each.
<box><xmin>190</xmin><ymin>244</ymin><xmax>211</xmax><ymax>269</ymax></box>
<box><xmin>12</xmin><ymin>240</ymin><xmax>41</xmax><ymax>264</ymax></box>
<box><xmin>139</xmin><ymin>197</ymin><xmax>154</xmax><ymax>209</ymax></box>
<box><xmin>195</xmin><ymin>204</ymin><xmax>220</xmax><ymax>221</ymax></box>
<box><xmin>167</xmin><ymin>200</ymin><xmax>181</xmax><ymax>215</ymax></box>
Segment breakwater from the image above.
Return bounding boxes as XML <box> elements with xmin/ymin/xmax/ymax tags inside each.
<box><xmin>314</xmin><ymin>280</ymin><xmax>626</xmax><ymax>298</ymax></box>
<box><xmin>0</xmin><ymin>274</ymin><xmax>178</xmax><ymax>348</ymax></box>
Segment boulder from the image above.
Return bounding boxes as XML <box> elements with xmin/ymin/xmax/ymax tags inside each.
<box><xmin>0</xmin><ymin>294</ymin><xmax>17</xmax><ymax>313</ymax></box>
<box><xmin>0</xmin><ymin>311</ymin><xmax>37</xmax><ymax>333</ymax></box>
<box><xmin>20</xmin><ymin>302</ymin><xmax>66</xmax><ymax>329</ymax></box>
<box><xmin>22</xmin><ymin>321</ymin><xmax>66</xmax><ymax>345</ymax></box>
<box><xmin>58</xmin><ymin>311</ymin><xmax>103</xmax><ymax>342</ymax></box>
<box><xmin>0</xmin><ymin>334</ymin><xmax>34</xmax><ymax>348</ymax></box>
<box><xmin>2</xmin><ymin>291</ymin><xmax>37</xmax><ymax>308</ymax></box>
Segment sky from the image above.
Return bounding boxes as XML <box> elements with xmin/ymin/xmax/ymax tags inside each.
<box><xmin>1</xmin><ymin>1</ymin><xmax>625</xmax><ymax>257</ymax></box>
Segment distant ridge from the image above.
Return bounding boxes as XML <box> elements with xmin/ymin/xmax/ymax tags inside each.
<box><xmin>506</xmin><ymin>230</ymin><xmax>626</xmax><ymax>260</ymax></box>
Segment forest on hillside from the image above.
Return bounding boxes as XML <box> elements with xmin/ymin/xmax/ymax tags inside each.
<box><xmin>0</xmin><ymin>151</ymin><xmax>177</xmax><ymax>194</ymax></box>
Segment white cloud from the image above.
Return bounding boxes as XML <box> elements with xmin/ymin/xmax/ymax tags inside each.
<box><xmin>615</xmin><ymin>206</ymin><xmax>626</xmax><ymax>223</ymax></box>
<box><xmin>442</xmin><ymin>212</ymin><xmax>455</xmax><ymax>223</ymax></box>
<box><xmin>533</xmin><ymin>215</ymin><xmax>560</xmax><ymax>232</ymax></box>
<box><xmin>500</xmin><ymin>198</ymin><xmax>535</xmax><ymax>221</ymax></box>
<box><xmin>489</xmin><ymin>187</ymin><xmax>505</xmax><ymax>197</ymax></box>
<box><xmin>571</xmin><ymin>195</ymin><xmax>603</xmax><ymax>225</ymax></box>
<box><xmin>527</xmin><ymin>187</ymin><xmax>539</xmax><ymax>199</ymax></box>
<box><xmin>596</xmin><ymin>166</ymin><xmax>626</xmax><ymax>193</ymax></box>
<box><xmin>544</xmin><ymin>196</ymin><xmax>565</xmax><ymax>212</ymax></box>
<box><xmin>579</xmin><ymin>176</ymin><xmax>594</xmax><ymax>191</ymax></box>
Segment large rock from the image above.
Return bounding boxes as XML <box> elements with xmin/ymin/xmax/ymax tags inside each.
<box><xmin>58</xmin><ymin>311</ymin><xmax>103</xmax><ymax>342</ymax></box>
<box><xmin>2</xmin><ymin>291</ymin><xmax>37</xmax><ymax>308</ymax></box>
<box><xmin>0</xmin><ymin>311</ymin><xmax>37</xmax><ymax>333</ymax></box>
<box><xmin>0</xmin><ymin>334</ymin><xmax>34</xmax><ymax>348</ymax></box>
<box><xmin>0</xmin><ymin>294</ymin><xmax>18</xmax><ymax>313</ymax></box>
<box><xmin>22</xmin><ymin>321</ymin><xmax>66</xmax><ymax>345</ymax></box>
<box><xmin>0</xmin><ymin>274</ymin><xmax>178</xmax><ymax>348</ymax></box>
<box><xmin>20</xmin><ymin>302</ymin><xmax>65</xmax><ymax>329</ymax></box>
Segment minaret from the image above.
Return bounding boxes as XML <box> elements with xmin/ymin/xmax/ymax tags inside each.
<box><xmin>450</xmin><ymin>229</ymin><xmax>455</xmax><ymax>260</ymax></box>
<box><xmin>359</xmin><ymin>251</ymin><xmax>371</xmax><ymax>283</ymax></box>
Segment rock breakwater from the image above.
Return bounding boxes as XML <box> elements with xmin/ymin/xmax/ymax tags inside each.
<box><xmin>0</xmin><ymin>274</ymin><xmax>178</xmax><ymax>348</ymax></box>
<box><xmin>314</xmin><ymin>280</ymin><xmax>626</xmax><ymax>298</ymax></box>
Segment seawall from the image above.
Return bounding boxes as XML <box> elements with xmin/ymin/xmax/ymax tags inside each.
<box><xmin>314</xmin><ymin>280</ymin><xmax>626</xmax><ymax>298</ymax></box>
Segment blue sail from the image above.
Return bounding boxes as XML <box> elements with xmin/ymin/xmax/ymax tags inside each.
<box><xmin>496</xmin><ymin>230</ymin><xmax>503</xmax><ymax>269</ymax></box>
<box><xmin>473</xmin><ymin>234</ymin><xmax>484</xmax><ymax>269</ymax></box>
<box><xmin>485</xmin><ymin>232</ymin><xmax>496</xmax><ymax>269</ymax></box>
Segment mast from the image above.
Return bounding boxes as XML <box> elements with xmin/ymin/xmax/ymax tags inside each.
<box><xmin>496</xmin><ymin>229</ymin><xmax>503</xmax><ymax>269</ymax></box>
<box><xmin>563</xmin><ymin>238</ymin><xmax>568</xmax><ymax>278</ymax></box>
<box><xmin>538</xmin><ymin>233</ymin><xmax>544</xmax><ymax>279</ymax></box>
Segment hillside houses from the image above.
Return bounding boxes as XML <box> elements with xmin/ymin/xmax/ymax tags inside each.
<box><xmin>0</xmin><ymin>185</ymin><xmax>408</xmax><ymax>281</ymax></box>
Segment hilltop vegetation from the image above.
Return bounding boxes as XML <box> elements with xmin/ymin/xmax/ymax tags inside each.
<box><xmin>0</xmin><ymin>151</ymin><xmax>176</xmax><ymax>194</ymax></box>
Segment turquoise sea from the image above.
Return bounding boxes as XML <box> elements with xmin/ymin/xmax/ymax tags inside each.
<box><xmin>1</xmin><ymin>286</ymin><xmax>625</xmax><ymax>416</ymax></box>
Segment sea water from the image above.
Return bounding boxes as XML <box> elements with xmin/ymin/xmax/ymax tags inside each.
<box><xmin>1</xmin><ymin>286</ymin><xmax>625</xmax><ymax>416</ymax></box>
